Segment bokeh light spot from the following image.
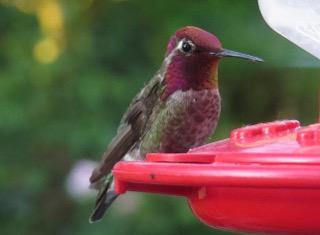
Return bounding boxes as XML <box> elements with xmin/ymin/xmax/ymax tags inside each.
<box><xmin>37</xmin><ymin>0</ymin><xmax>63</xmax><ymax>33</ymax></box>
<box><xmin>33</xmin><ymin>37</ymin><xmax>60</xmax><ymax>64</ymax></box>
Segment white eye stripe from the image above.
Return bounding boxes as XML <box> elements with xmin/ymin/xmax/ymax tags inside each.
<box><xmin>177</xmin><ymin>40</ymin><xmax>184</xmax><ymax>49</ymax></box>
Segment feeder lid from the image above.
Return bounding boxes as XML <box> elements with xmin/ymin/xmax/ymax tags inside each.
<box><xmin>114</xmin><ymin>120</ymin><xmax>320</xmax><ymax>235</ymax></box>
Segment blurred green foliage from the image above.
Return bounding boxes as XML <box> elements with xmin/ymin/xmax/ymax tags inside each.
<box><xmin>0</xmin><ymin>0</ymin><xmax>319</xmax><ymax>235</ymax></box>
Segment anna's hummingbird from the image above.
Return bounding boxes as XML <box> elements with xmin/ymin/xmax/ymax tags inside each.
<box><xmin>89</xmin><ymin>26</ymin><xmax>263</xmax><ymax>222</ymax></box>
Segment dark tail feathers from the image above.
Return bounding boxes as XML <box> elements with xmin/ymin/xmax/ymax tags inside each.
<box><xmin>89</xmin><ymin>188</ymin><xmax>118</xmax><ymax>223</ymax></box>
<box><xmin>89</xmin><ymin>175</ymin><xmax>118</xmax><ymax>223</ymax></box>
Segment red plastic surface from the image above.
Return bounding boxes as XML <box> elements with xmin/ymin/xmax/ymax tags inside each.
<box><xmin>113</xmin><ymin>120</ymin><xmax>320</xmax><ymax>234</ymax></box>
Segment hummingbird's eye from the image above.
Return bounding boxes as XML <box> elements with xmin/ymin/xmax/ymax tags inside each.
<box><xmin>179</xmin><ymin>40</ymin><xmax>195</xmax><ymax>54</ymax></box>
<box><xmin>182</xmin><ymin>41</ymin><xmax>192</xmax><ymax>52</ymax></box>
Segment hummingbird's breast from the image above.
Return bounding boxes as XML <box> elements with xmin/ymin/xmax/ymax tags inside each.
<box><xmin>138</xmin><ymin>88</ymin><xmax>221</xmax><ymax>156</ymax></box>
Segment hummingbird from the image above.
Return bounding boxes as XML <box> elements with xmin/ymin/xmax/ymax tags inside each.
<box><xmin>89</xmin><ymin>26</ymin><xmax>263</xmax><ymax>222</ymax></box>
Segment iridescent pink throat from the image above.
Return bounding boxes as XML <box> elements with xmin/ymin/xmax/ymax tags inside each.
<box><xmin>162</xmin><ymin>54</ymin><xmax>219</xmax><ymax>100</ymax></box>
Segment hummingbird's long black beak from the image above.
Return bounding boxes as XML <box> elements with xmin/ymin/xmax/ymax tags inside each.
<box><xmin>211</xmin><ymin>49</ymin><xmax>263</xmax><ymax>62</ymax></box>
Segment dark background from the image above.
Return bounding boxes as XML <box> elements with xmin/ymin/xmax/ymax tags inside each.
<box><xmin>1</xmin><ymin>0</ymin><xmax>319</xmax><ymax>235</ymax></box>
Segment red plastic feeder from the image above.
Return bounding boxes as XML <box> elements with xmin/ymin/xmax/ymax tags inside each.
<box><xmin>113</xmin><ymin>120</ymin><xmax>320</xmax><ymax>235</ymax></box>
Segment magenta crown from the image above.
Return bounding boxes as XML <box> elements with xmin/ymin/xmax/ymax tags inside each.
<box><xmin>166</xmin><ymin>26</ymin><xmax>222</xmax><ymax>54</ymax></box>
